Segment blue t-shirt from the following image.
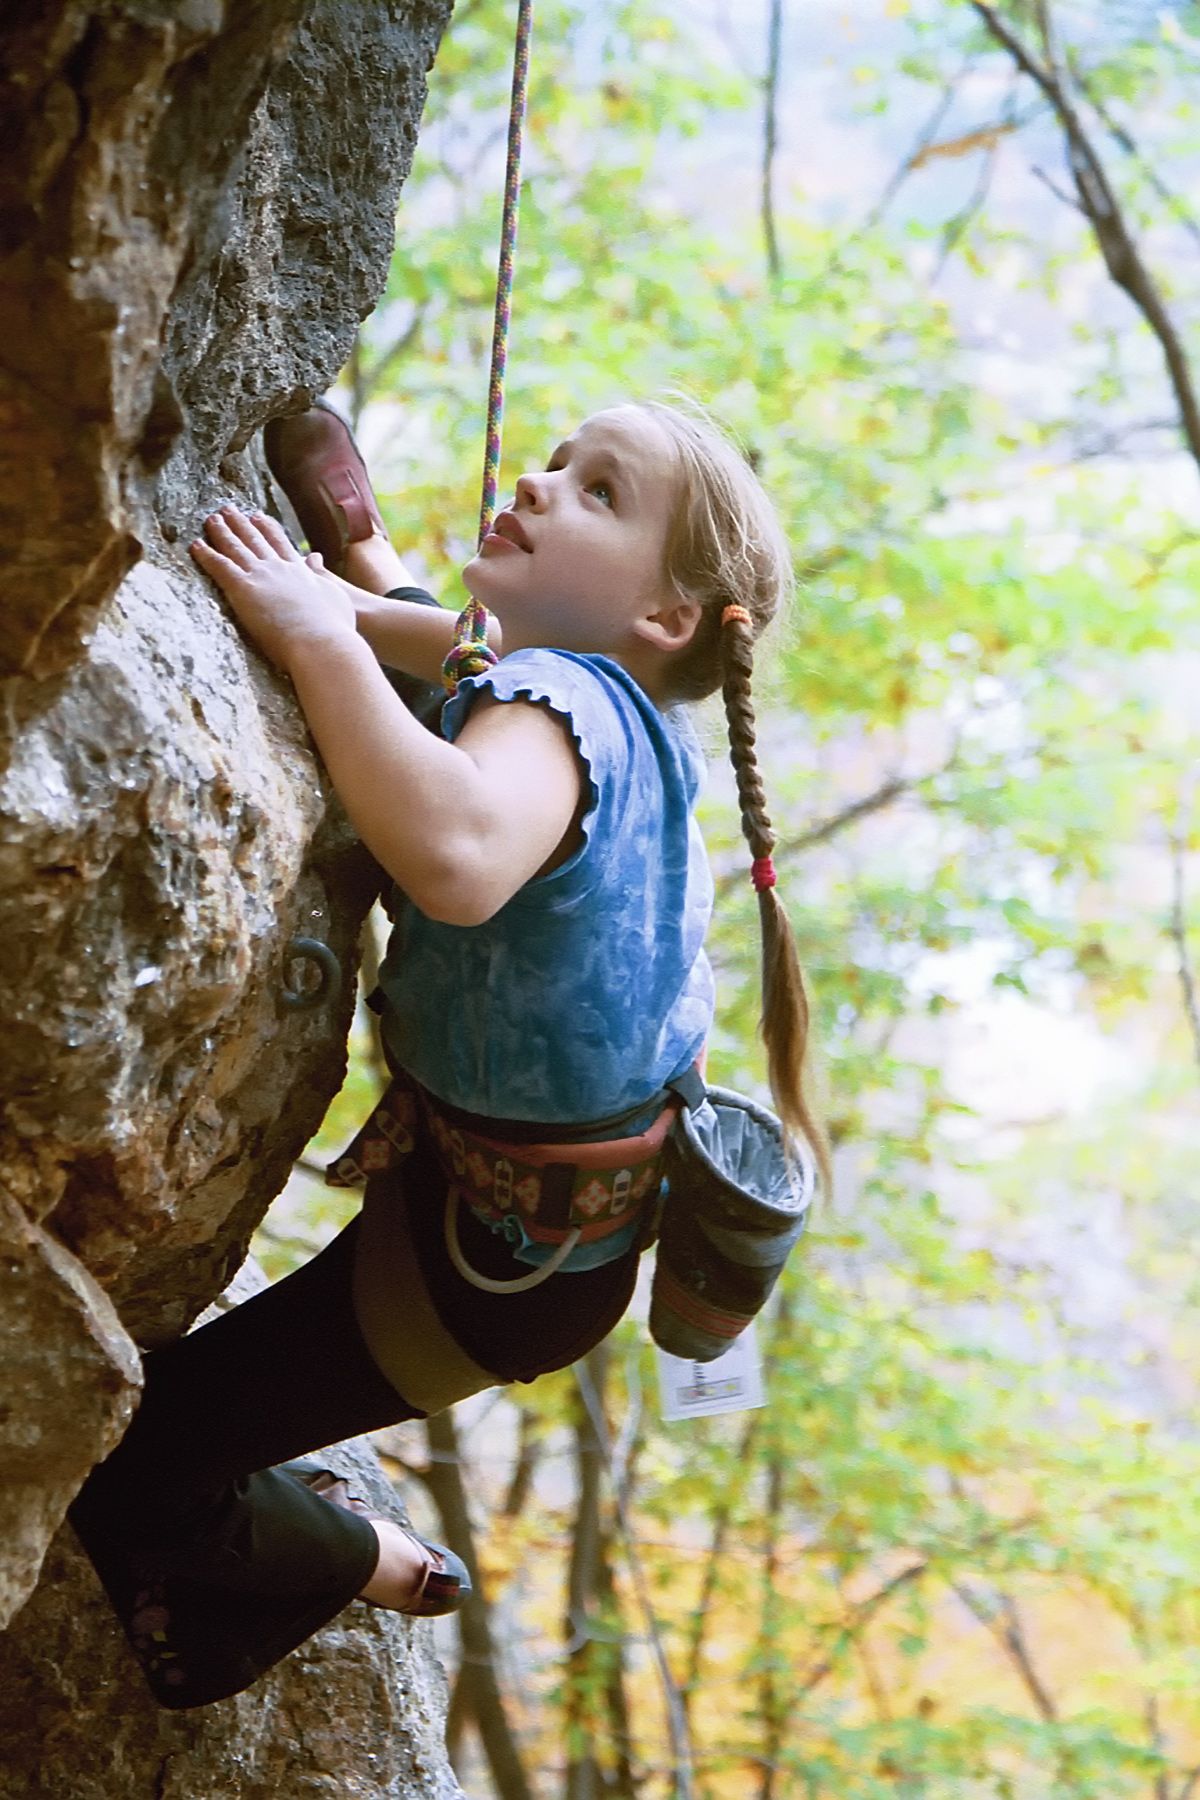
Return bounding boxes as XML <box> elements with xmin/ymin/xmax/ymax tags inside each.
<box><xmin>378</xmin><ymin>649</ymin><xmax>714</xmax><ymax>1125</ymax></box>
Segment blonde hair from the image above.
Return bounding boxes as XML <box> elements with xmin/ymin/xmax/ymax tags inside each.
<box><xmin>637</xmin><ymin>399</ymin><xmax>831</xmax><ymax>1191</ymax></box>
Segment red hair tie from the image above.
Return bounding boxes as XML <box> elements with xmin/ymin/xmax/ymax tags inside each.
<box><xmin>751</xmin><ymin>856</ymin><xmax>776</xmax><ymax>892</ymax></box>
<box><xmin>722</xmin><ymin>604</ymin><xmax>752</xmax><ymax>628</ymax></box>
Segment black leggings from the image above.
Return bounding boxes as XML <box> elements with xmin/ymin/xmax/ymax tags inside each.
<box><xmin>67</xmin><ymin>1221</ymin><xmax>401</xmax><ymax>1706</ymax></box>
<box><xmin>69</xmin><ymin>1145</ymin><xmax>639</xmax><ymax>1708</ymax></box>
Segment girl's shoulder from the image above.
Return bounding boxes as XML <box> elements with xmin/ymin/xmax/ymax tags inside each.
<box><xmin>463</xmin><ymin>645</ymin><xmax>638</xmax><ymax>706</ymax></box>
<box><xmin>446</xmin><ymin>648</ymin><xmax>646</xmax><ymax>747</ymax></box>
<box><xmin>448</xmin><ymin>648</ymin><xmax>704</xmax><ymax>795</ymax></box>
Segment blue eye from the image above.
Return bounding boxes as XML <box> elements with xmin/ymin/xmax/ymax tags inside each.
<box><xmin>589</xmin><ymin>482</ymin><xmax>614</xmax><ymax>508</ymax></box>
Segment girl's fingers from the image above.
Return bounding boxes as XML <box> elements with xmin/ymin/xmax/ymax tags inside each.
<box><xmin>201</xmin><ymin>511</ymin><xmax>259</xmax><ymax>567</ymax></box>
<box><xmin>248</xmin><ymin>510</ymin><xmax>302</xmax><ymax>560</ymax></box>
<box><xmin>197</xmin><ymin>505</ymin><xmax>302</xmax><ymax>568</ymax></box>
<box><xmin>215</xmin><ymin>506</ymin><xmax>279</xmax><ymax>560</ymax></box>
<box><xmin>190</xmin><ymin>538</ymin><xmax>257</xmax><ymax>604</ymax></box>
<box><xmin>190</xmin><ymin>535</ymin><xmax>238</xmax><ymax>574</ymax></box>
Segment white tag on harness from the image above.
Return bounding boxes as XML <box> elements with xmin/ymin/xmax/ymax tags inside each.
<box><xmin>656</xmin><ymin>1324</ymin><xmax>765</xmax><ymax>1422</ymax></box>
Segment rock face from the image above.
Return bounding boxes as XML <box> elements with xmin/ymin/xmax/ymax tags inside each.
<box><xmin>0</xmin><ymin>2</ymin><xmax>459</xmax><ymax>1792</ymax></box>
<box><xmin>0</xmin><ymin>1517</ymin><xmax>458</xmax><ymax>1800</ymax></box>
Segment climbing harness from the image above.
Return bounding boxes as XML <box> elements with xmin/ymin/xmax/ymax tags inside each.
<box><xmin>444</xmin><ymin>1200</ymin><xmax>581</xmax><ymax>1294</ymax></box>
<box><xmin>328</xmin><ymin>1070</ymin><xmax>673</xmax><ymax>1295</ymax></box>
<box><xmin>441</xmin><ymin>0</ymin><xmax>533</xmax><ymax>697</ymax></box>
<box><xmin>327</xmin><ymin>1067</ymin><xmax>815</xmax><ymax>1352</ymax></box>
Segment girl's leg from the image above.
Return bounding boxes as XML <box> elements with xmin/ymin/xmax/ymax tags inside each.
<box><xmin>75</xmin><ymin>1217</ymin><xmax>412</xmax><ymax>1529</ymax></box>
<box><xmin>263</xmin><ymin>401</ymin><xmax>422</xmax><ymax>589</ymax></box>
<box><xmin>339</xmin><ymin>532</ymin><xmax>419</xmax><ymax>595</ymax></box>
<box><xmin>71</xmin><ymin>1122</ymin><xmax>637</xmax><ymax>1707</ymax></box>
<box><xmin>68</xmin><ymin>1217</ymin><xmax>431</xmax><ymax>1707</ymax></box>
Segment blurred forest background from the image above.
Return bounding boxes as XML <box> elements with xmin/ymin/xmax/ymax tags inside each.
<box><xmin>253</xmin><ymin>1</ymin><xmax>1200</xmax><ymax>1794</ymax></box>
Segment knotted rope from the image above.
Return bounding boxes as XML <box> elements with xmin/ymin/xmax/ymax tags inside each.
<box><xmin>443</xmin><ymin>0</ymin><xmax>533</xmax><ymax>695</ymax></box>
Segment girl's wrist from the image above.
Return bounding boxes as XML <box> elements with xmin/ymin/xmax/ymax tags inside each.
<box><xmin>282</xmin><ymin>620</ymin><xmax>374</xmax><ymax>682</ymax></box>
<box><xmin>352</xmin><ymin>594</ymin><xmax>471</xmax><ymax>685</ymax></box>
<box><xmin>351</xmin><ymin>590</ymin><xmax>390</xmax><ymax>635</ymax></box>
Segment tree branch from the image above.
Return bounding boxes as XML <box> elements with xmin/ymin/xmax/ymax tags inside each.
<box><xmin>953</xmin><ymin>1582</ymin><xmax>1058</xmax><ymax>1721</ymax></box>
<box><xmin>1066</xmin><ymin>57</ymin><xmax>1200</xmax><ymax>258</ymax></box>
<box><xmin>1143</xmin><ymin>1693</ymin><xmax>1171</xmax><ymax>1800</ymax></box>
<box><xmin>713</xmin><ymin>772</ymin><xmax>911</xmax><ymax>902</ymax></box>
<box><xmin>423</xmin><ymin>1408</ymin><xmax>537</xmax><ymax>1800</ymax></box>
<box><xmin>798</xmin><ymin>1554</ymin><xmax>933</xmax><ymax>1697</ymax></box>
<box><xmin>574</xmin><ymin>1359</ymin><xmax>696</xmax><ymax>1800</ymax></box>
<box><xmin>931</xmin><ymin>130</ymin><xmax>1001</xmax><ymax>284</ymax></box>
<box><xmin>755</xmin><ymin>1294</ymin><xmax>792</xmax><ymax>1800</ymax></box>
<box><xmin>1069</xmin><ymin>415</ymin><xmax>1182</xmax><ymax>461</ymax></box>
<box><xmin>681</xmin><ymin>1413</ymin><xmax>760</xmax><ymax>1718</ymax></box>
<box><xmin>597</xmin><ymin>1532</ymin><xmax>640</xmax><ymax>1798</ymax></box>
<box><xmin>970</xmin><ymin>0</ymin><xmax>1200</xmax><ymax>478</ymax></box>
<box><xmin>501</xmin><ymin>1401</ymin><xmax>543</xmax><ymax>1519</ymax></box>
<box><xmin>855</xmin><ymin>65</ymin><xmax>966</xmax><ymax>242</ymax></box>
<box><xmin>797</xmin><ymin>1511</ymin><xmax>1040</xmax><ymax>1697</ymax></box>
<box><xmin>1167</xmin><ymin>794</ymin><xmax>1200</xmax><ymax>1073</ymax></box>
<box><xmin>359</xmin><ymin>304</ymin><xmax>429</xmax><ymax>401</ymax></box>
<box><xmin>565</xmin><ymin>1345</ymin><xmax>613</xmax><ymax>1800</ymax></box>
<box><xmin>761</xmin><ymin>0</ymin><xmax>783</xmax><ymax>284</ymax></box>
<box><xmin>1030</xmin><ymin>162</ymin><xmax>1085</xmax><ymax>214</ymax></box>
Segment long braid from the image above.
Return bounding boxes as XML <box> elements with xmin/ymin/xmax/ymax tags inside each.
<box><xmin>629</xmin><ymin>398</ymin><xmax>831</xmax><ymax>1191</ymax></box>
<box><xmin>721</xmin><ymin>612</ymin><xmax>831</xmax><ymax>1191</ymax></box>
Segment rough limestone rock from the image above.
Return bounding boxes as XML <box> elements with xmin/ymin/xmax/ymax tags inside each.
<box><xmin>0</xmin><ymin>1509</ymin><xmax>457</xmax><ymax>1800</ymax></box>
<box><xmin>0</xmin><ymin>2</ymin><xmax>460</xmax><ymax>1792</ymax></box>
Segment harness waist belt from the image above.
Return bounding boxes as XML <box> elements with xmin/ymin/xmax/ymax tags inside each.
<box><xmin>327</xmin><ymin>1075</ymin><xmax>673</xmax><ymax>1248</ymax></box>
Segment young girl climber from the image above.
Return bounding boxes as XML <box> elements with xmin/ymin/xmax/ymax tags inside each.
<box><xmin>69</xmin><ymin>397</ymin><xmax>827</xmax><ymax>1709</ymax></box>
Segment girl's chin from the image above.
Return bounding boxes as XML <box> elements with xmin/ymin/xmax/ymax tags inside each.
<box><xmin>460</xmin><ymin>554</ymin><xmax>506</xmax><ymax>596</ymax></box>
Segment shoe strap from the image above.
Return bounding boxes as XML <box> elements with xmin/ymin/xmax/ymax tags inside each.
<box><xmin>320</xmin><ymin>471</ymin><xmax>374</xmax><ymax>547</ymax></box>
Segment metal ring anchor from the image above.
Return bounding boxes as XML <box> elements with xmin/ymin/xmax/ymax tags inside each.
<box><xmin>280</xmin><ymin>937</ymin><xmax>342</xmax><ymax>1012</ymax></box>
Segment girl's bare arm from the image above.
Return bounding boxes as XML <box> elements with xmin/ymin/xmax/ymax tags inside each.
<box><xmin>340</xmin><ymin>585</ymin><xmax>503</xmax><ymax>685</ymax></box>
<box><xmin>191</xmin><ymin>510</ymin><xmax>576</xmax><ymax>926</ymax></box>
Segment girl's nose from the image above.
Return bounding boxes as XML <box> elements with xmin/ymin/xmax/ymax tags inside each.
<box><xmin>514</xmin><ymin>471</ymin><xmax>548</xmax><ymax>510</ymax></box>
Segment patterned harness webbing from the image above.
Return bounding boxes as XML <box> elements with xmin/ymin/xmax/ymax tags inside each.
<box><xmin>327</xmin><ymin>1075</ymin><xmax>672</xmax><ymax>1248</ymax></box>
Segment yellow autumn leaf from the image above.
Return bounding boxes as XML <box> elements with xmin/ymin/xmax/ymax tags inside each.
<box><xmin>909</xmin><ymin>122</ymin><xmax>1017</xmax><ymax>169</ymax></box>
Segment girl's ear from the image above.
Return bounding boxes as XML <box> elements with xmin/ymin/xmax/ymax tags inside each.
<box><xmin>634</xmin><ymin>593</ymin><xmax>703</xmax><ymax>657</ymax></box>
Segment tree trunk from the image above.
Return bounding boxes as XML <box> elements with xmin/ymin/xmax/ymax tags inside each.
<box><xmin>424</xmin><ymin>1408</ymin><xmax>537</xmax><ymax>1800</ymax></box>
<box><xmin>564</xmin><ymin>1345</ymin><xmax>613</xmax><ymax>1800</ymax></box>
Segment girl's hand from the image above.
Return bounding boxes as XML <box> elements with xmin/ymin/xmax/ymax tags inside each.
<box><xmin>190</xmin><ymin>507</ymin><xmax>356</xmax><ymax>670</ymax></box>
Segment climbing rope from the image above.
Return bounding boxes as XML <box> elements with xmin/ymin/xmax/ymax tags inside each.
<box><xmin>442</xmin><ymin>0</ymin><xmax>533</xmax><ymax>696</ymax></box>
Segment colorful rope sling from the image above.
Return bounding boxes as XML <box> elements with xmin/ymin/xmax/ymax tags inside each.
<box><xmin>441</xmin><ymin>0</ymin><xmax>533</xmax><ymax>697</ymax></box>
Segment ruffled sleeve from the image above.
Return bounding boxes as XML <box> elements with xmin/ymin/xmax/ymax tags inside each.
<box><xmin>441</xmin><ymin>648</ymin><xmax>647</xmax><ymax>904</ymax></box>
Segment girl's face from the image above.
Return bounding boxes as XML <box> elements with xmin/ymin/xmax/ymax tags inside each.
<box><xmin>462</xmin><ymin>407</ymin><xmax>681</xmax><ymax>658</ymax></box>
